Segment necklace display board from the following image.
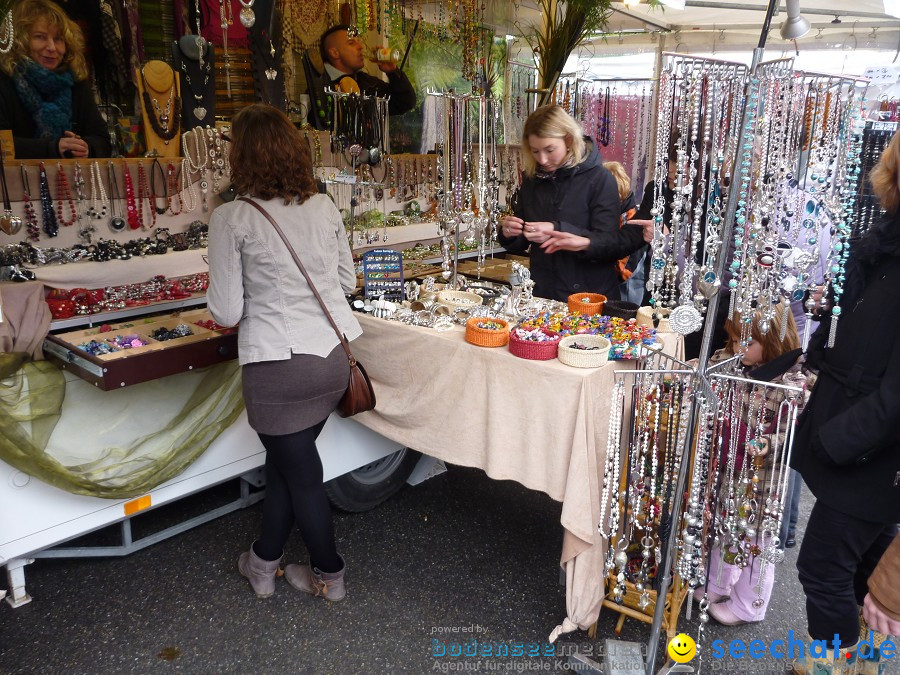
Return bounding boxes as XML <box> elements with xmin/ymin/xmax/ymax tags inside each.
<box><xmin>136</xmin><ymin>61</ymin><xmax>183</xmax><ymax>158</ymax></box>
<box><xmin>362</xmin><ymin>248</ymin><xmax>404</xmax><ymax>300</ymax></box>
<box><xmin>172</xmin><ymin>36</ymin><xmax>216</xmax><ymax>131</ymax></box>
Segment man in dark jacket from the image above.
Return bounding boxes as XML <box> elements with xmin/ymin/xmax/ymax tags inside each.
<box><xmin>319</xmin><ymin>25</ymin><xmax>416</xmax><ymax>117</ymax></box>
<box><xmin>498</xmin><ymin>137</ymin><xmax>644</xmax><ymax>301</ymax></box>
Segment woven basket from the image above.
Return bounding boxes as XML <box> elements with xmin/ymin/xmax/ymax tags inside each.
<box><xmin>567</xmin><ymin>293</ymin><xmax>607</xmax><ymax>316</ymax></box>
<box><xmin>603</xmin><ymin>300</ymin><xmax>639</xmax><ymax>321</ymax></box>
<box><xmin>465</xmin><ymin>317</ymin><xmax>509</xmax><ymax>347</ymax></box>
<box><xmin>437</xmin><ymin>290</ymin><xmax>483</xmax><ymax>311</ymax></box>
<box><xmin>508</xmin><ymin>327</ymin><xmax>560</xmax><ymax>360</ymax></box>
<box><xmin>558</xmin><ymin>334</ymin><xmax>611</xmax><ymax>368</ymax></box>
<box><xmin>636</xmin><ymin>306</ymin><xmax>672</xmax><ymax>333</ymax></box>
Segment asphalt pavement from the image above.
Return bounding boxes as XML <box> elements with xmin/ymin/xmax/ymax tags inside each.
<box><xmin>0</xmin><ymin>464</ymin><xmax>866</xmax><ymax>674</ymax></box>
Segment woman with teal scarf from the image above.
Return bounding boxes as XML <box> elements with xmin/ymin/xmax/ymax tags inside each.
<box><xmin>0</xmin><ymin>0</ymin><xmax>109</xmax><ymax>159</ymax></box>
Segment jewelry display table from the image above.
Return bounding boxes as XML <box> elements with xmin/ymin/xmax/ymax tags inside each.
<box><xmin>350</xmin><ymin>313</ymin><xmax>682</xmax><ymax>639</ymax></box>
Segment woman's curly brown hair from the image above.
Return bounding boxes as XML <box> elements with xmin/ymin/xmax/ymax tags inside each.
<box><xmin>229</xmin><ymin>104</ymin><xmax>318</xmax><ymax>204</ymax></box>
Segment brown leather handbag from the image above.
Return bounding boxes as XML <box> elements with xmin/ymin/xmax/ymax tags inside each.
<box><xmin>238</xmin><ymin>197</ymin><xmax>376</xmax><ymax>417</ymax></box>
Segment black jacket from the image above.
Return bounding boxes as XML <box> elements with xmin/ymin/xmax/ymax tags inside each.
<box><xmin>498</xmin><ymin>138</ymin><xmax>644</xmax><ymax>301</ymax></box>
<box><xmin>791</xmin><ymin>214</ymin><xmax>900</xmax><ymax>523</ymax></box>
<box><xmin>344</xmin><ymin>70</ymin><xmax>416</xmax><ymax>117</ymax></box>
<box><xmin>0</xmin><ymin>72</ymin><xmax>110</xmax><ymax>159</ymax></box>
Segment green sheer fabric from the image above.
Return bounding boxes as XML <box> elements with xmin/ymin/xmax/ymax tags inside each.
<box><xmin>0</xmin><ymin>359</ymin><xmax>244</xmax><ymax>499</ymax></box>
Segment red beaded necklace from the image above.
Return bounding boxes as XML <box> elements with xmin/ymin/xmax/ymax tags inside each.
<box><xmin>123</xmin><ymin>164</ymin><xmax>141</xmax><ymax>230</ymax></box>
<box><xmin>55</xmin><ymin>163</ymin><xmax>78</xmax><ymax>226</ymax></box>
<box><xmin>137</xmin><ymin>162</ymin><xmax>156</xmax><ymax>230</ymax></box>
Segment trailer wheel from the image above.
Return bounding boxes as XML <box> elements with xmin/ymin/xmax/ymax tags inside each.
<box><xmin>324</xmin><ymin>448</ymin><xmax>421</xmax><ymax>512</ymax></box>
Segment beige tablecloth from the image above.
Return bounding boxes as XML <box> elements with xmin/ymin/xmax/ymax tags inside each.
<box><xmin>351</xmin><ymin>314</ymin><xmax>682</xmax><ymax>640</ymax></box>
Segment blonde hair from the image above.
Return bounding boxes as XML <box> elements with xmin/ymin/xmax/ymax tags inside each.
<box><xmin>724</xmin><ymin>301</ymin><xmax>800</xmax><ymax>363</ymax></box>
<box><xmin>869</xmin><ymin>128</ymin><xmax>900</xmax><ymax>214</ymax></box>
<box><xmin>603</xmin><ymin>161</ymin><xmax>631</xmax><ymax>201</ymax></box>
<box><xmin>1</xmin><ymin>0</ymin><xmax>88</xmax><ymax>80</ymax></box>
<box><xmin>521</xmin><ymin>105</ymin><xmax>586</xmax><ymax>177</ymax></box>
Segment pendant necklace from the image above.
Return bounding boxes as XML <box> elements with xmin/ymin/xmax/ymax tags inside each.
<box><xmin>107</xmin><ymin>161</ymin><xmax>127</xmax><ymax>232</ymax></box>
<box><xmin>238</xmin><ymin>0</ymin><xmax>255</xmax><ymax>28</ymax></box>
<box><xmin>0</xmin><ymin>146</ymin><xmax>21</xmax><ymax>235</ymax></box>
<box><xmin>179</xmin><ymin>44</ymin><xmax>211</xmax><ymax>121</ymax></box>
<box><xmin>141</xmin><ymin>67</ymin><xmax>182</xmax><ymax>143</ymax></box>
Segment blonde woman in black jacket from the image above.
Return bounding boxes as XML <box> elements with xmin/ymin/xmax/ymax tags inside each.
<box><xmin>498</xmin><ymin>105</ymin><xmax>646</xmax><ymax>301</ymax></box>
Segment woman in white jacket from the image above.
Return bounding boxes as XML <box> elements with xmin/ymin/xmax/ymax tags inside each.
<box><xmin>208</xmin><ymin>103</ymin><xmax>361</xmax><ymax>602</ymax></box>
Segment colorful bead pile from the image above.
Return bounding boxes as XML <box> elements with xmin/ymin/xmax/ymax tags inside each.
<box><xmin>476</xmin><ymin>320</ymin><xmax>505</xmax><ymax>331</ymax></box>
<box><xmin>77</xmin><ymin>339</ymin><xmax>114</xmax><ymax>355</ymax></box>
<box><xmin>519</xmin><ymin>313</ymin><xmax>657</xmax><ymax>360</ymax></box>
<box><xmin>150</xmin><ymin>324</ymin><xmax>194</xmax><ymax>341</ymax></box>
<box><xmin>109</xmin><ymin>334</ymin><xmax>148</xmax><ymax>349</ymax></box>
<box><xmin>512</xmin><ymin>327</ymin><xmax>557</xmax><ymax>343</ymax></box>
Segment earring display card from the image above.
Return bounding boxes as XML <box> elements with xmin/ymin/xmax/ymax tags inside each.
<box><xmin>362</xmin><ymin>248</ymin><xmax>404</xmax><ymax>301</ymax></box>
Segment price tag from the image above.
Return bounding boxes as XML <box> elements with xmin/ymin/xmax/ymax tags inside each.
<box><xmin>862</xmin><ymin>66</ymin><xmax>899</xmax><ymax>87</ymax></box>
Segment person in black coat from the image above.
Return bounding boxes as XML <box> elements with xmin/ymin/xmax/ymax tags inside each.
<box><xmin>0</xmin><ymin>0</ymin><xmax>109</xmax><ymax>159</ymax></box>
<box><xmin>790</xmin><ymin>130</ymin><xmax>900</xmax><ymax>672</ymax></box>
<box><xmin>319</xmin><ymin>24</ymin><xmax>416</xmax><ymax>117</ymax></box>
<box><xmin>498</xmin><ymin>105</ymin><xmax>645</xmax><ymax>302</ymax></box>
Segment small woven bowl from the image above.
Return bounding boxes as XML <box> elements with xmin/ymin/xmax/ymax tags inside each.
<box><xmin>567</xmin><ymin>293</ymin><xmax>607</xmax><ymax>316</ymax></box>
<box><xmin>465</xmin><ymin>317</ymin><xmax>509</xmax><ymax>347</ymax></box>
<box><xmin>437</xmin><ymin>289</ymin><xmax>483</xmax><ymax>311</ymax></box>
<box><xmin>603</xmin><ymin>300</ymin><xmax>640</xmax><ymax>321</ymax></box>
<box><xmin>558</xmin><ymin>334</ymin><xmax>611</xmax><ymax>368</ymax></box>
<box><xmin>508</xmin><ymin>327</ymin><xmax>561</xmax><ymax>360</ymax></box>
<box><xmin>636</xmin><ymin>306</ymin><xmax>672</xmax><ymax>333</ymax></box>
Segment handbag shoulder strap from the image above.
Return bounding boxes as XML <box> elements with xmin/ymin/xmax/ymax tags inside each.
<box><xmin>238</xmin><ymin>196</ymin><xmax>356</xmax><ymax>364</ymax></box>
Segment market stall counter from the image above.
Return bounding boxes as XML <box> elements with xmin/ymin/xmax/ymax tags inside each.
<box><xmin>349</xmin><ymin>313</ymin><xmax>683</xmax><ymax>640</ymax></box>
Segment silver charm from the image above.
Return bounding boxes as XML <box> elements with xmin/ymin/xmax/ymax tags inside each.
<box><xmin>0</xmin><ymin>211</ymin><xmax>22</xmax><ymax>235</ymax></box>
<box><xmin>670</xmin><ymin>304</ymin><xmax>703</xmax><ymax>335</ymax></box>
<box><xmin>265</xmin><ymin>68</ymin><xmax>277</xmax><ymax>81</ymax></box>
<box><xmin>193</xmin><ymin>106</ymin><xmax>208</xmax><ymax>121</ymax></box>
<box><xmin>239</xmin><ymin>5</ymin><xmax>255</xmax><ymax>28</ymax></box>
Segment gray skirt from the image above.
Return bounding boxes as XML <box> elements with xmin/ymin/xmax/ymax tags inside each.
<box><xmin>242</xmin><ymin>345</ymin><xmax>349</xmax><ymax>436</ymax></box>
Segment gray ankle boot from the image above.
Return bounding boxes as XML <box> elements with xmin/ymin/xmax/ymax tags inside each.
<box><xmin>237</xmin><ymin>544</ymin><xmax>282</xmax><ymax>598</ymax></box>
<box><xmin>284</xmin><ymin>555</ymin><xmax>346</xmax><ymax>602</ymax></box>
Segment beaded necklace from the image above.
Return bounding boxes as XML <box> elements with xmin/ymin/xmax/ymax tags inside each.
<box><xmin>167</xmin><ymin>162</ymin><xmax>183</xmax><ymax>216</ymax></box>
<box><xmin>88</xmin><ymin>161</ymin><xmax>109</xmax><ymax>220</ymax></box>
<box><xmin>123</xmin><ymin>164</ymin><xmax>140</xmax><ymax>230</ymax></box>
<box><xmin>137</xmin><ymin>162</ymin><xmax>156</xmax><ymax>230</ymax></box>
<box><xmin>55</xmin><ymin>163</ymin><xmax>77</xmax><ymax>227</ymax></box>
<box><xmin>38</xmin><ymin>162</ymin><xmax>58</xmax><ymax>237</ymax></box>
<box><xmin>20</xmin><ymin>164</ymin><xmax>39</xmax><ymax>241</ymax></box>
<box><xmin>180</xmin><ymin>158</ymin><xmax>198</xmax><ymax>213</ymax></box>
<box><xmin>140</xmin><ymin>67</ymin><xmax>182</xmax><ymax>143</ymax></box>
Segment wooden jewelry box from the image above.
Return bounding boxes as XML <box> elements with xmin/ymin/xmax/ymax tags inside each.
<box><xmin>43</xmin><ymin>308</ymin><xmax>238</xmax><ymax>390</ymax></box>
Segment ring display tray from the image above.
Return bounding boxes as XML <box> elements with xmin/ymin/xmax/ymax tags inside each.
<box><xmin>43</xmin><ymin>308</ymin><xmax>238</xmax><ymax>389</ymax></box>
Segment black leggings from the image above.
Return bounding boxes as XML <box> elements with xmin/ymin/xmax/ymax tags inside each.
<box><xmin>796</xmin><ymin>500</ymin><xmax>897</xmax><ymax>644</ymax></box>
<box><xmin>251</xmin><ymin>420</ymin><xmax>342</xmax><ymax>573</ymax></box>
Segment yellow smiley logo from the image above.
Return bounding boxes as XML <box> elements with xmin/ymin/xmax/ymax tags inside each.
<box><xmin>667</xmin><ymin>633</ymin><xmax>697</xmax><ymax>663</ymax></box>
